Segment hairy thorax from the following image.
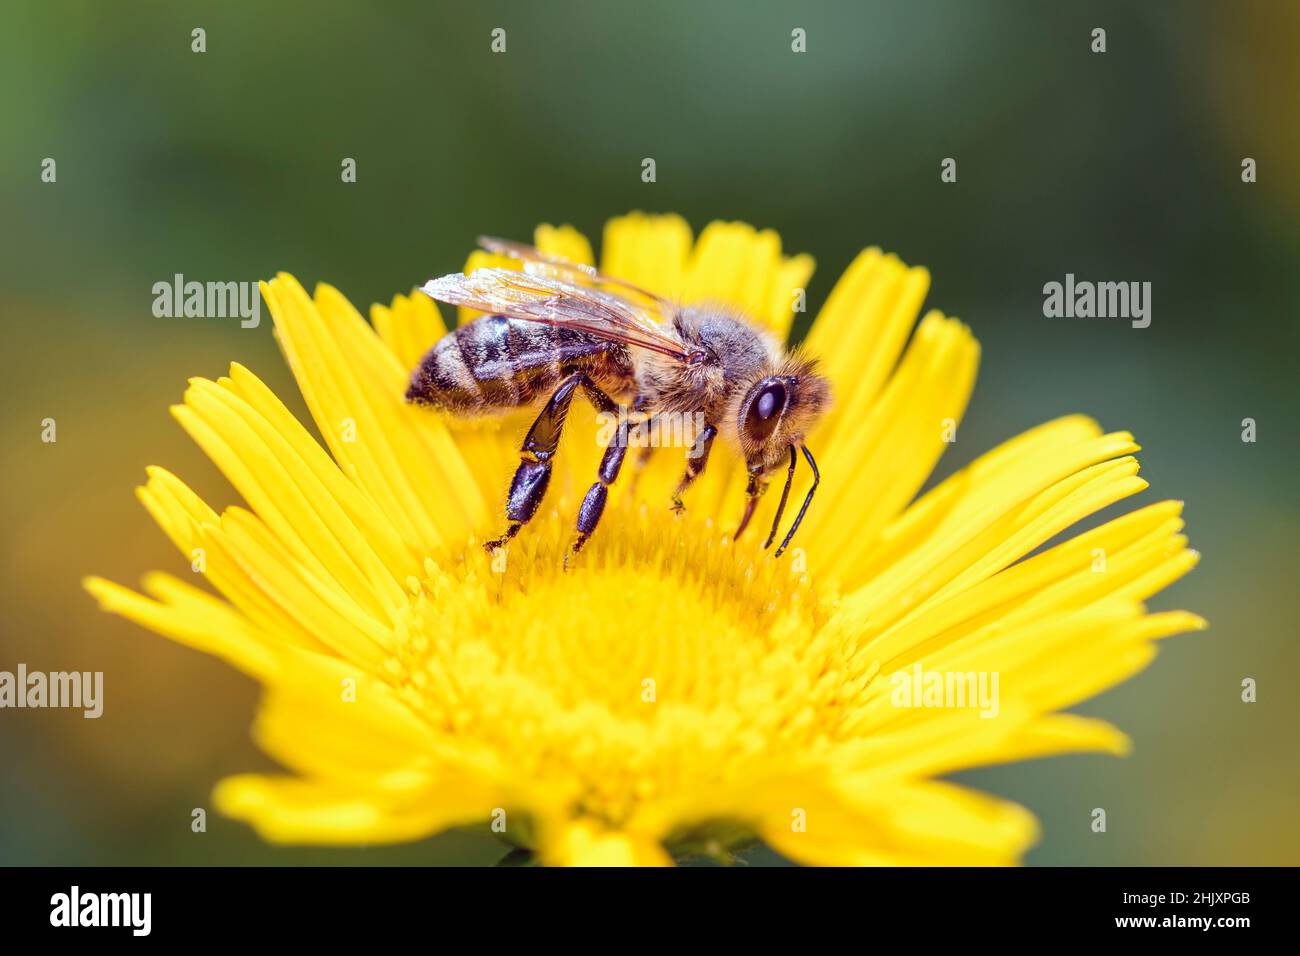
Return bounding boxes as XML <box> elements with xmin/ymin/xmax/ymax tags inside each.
<box><xmin>637</xmin><ymin>306</ymin><xmax>779</xmax><ymax>425</ymax></box>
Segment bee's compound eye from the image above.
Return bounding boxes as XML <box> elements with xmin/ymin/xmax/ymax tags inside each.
<box><xmin>755</xmin><ymin>382</ymin><xmax>786</xmax><ymax>420</ymax></box>
<box><xmin>743</xmin><ymin>379</ymin><xmax>789</xmax><ymax>443</ymax></box>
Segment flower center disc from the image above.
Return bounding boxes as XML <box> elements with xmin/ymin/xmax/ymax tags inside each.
<box><xmin>392</xmin><ymin>499</ymin><xmax>842</xmax><ymax>825</ymax></box>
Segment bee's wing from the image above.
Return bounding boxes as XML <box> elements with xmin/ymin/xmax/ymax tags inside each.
<box><xmin>421</xmin><ymin>268</ymin><xmax>689</xmax><ymax>362</ymax></box>
<box><xmin>478</xmin><ymin>236</ymin><xmax>673</xmax><ymax>312</ymax></box>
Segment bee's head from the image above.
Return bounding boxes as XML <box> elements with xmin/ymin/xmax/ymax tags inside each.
<box><xmin>734</xmin><ymin>352</ymin><xmax>832</xmax><ymax>473</ymax></box>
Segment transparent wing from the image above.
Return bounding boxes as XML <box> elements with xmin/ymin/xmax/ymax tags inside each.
<box><xmin>421</xmin><ymin>268</ymin><xmax>690</xmax><ymax>362</ymax></box>
<box><xmin>477</xmin><ymin>236</ymin><xmax>673</xmax><ymax>313</ymax></box>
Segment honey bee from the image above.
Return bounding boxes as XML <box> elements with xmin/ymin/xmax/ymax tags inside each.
<box><xmin>408</xmin><ymin>236</ymin><xmax>831</xmax><ymax>562</ymax></box>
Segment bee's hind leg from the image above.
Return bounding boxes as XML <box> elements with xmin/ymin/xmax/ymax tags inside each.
<box><xmin>484</xmin><ymin>373</ymin><xmax>594</xmax><ymax>554</ymax></box>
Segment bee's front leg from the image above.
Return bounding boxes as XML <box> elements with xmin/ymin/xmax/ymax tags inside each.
<box><xmin>669</xmin><ymin>422</ymin><xmax>718</xmax><ymax>514</ymax></box>
<box><xmin>732</xmin><ymin>468</ymin><xmax>769</xmax><ymax>542</ymax></box>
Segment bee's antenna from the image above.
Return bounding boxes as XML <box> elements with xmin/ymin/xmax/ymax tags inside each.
<box><xmin>773</xmin><ymin>445</ymin><xmax>819</xmax><ymax>558</ymax></box>
<box><xmin>763</xmin><ymin>445</ymin><xmax>798</xmax><ymax>549</ymax></box>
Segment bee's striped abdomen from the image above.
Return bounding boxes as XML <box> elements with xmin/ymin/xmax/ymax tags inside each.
<box><xmin>406</xmin><ymin>315</ymin><xmax>632</xmax><ymax>414</ymax></box>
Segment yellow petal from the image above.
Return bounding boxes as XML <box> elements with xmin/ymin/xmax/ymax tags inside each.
<box><xmin>863</xmin><ymin>501</ymin><xmax>1195</xmax><ymax>667</ymax></box>
<box><xmin>805</xmin><ymin>248</ymin><xmax>929</xmax><ymax>429</ymax></box>
<box><xmin>534</xmin><ymin>222</ymin><xmax>594</xmax><ymax>265</ymax></box>
<box><xmin>213</xmin><ymin>775</ymin><xmax>490</xmax><ymax>846</ymax></box>
<box><xmin>175</xmin><ymin>375</ymin><xmax>409</xmax><ymax>622</ymax></box>
<box><xmin>538</xmin><ymin>819</ymin><xmax>671</xmax><ymax>867</ymax></box>
<box><xmin>262</xmin><ymin>274</ymin><xmax>487</xmax><ymax>555</ymax></box>
<box><xmin>84</xmin><ymin>574</ymin><xmax>282</xmax><ymax>679</ymax></box>
<box><xmin>761</xmin><ymin>779</ymin><xmax>1037</xmax><ymax>866</ymax></box>
<box><xmin>372</xmin><ymin>290</ymin><xmax>449</xmax><ymax>373</ymax></box>
<box><xmin>600</xmin><ymin>211</ymin><xmax>692</xmax><ymax>297</ymax></box>
<box><xmin>805</xmin><ymin>312</ymin><xmax>979</xmax><ymax>565</ymax></box>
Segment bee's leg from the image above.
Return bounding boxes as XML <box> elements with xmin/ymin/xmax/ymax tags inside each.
<box><xmin>733</xmin><ymin>468</ymin><xmax>769</xmax><ymax>542</ymax></box>
<box><xmin>483</xmin><ymin>373</ymin><xmax>591</xmax><ymax>553</ymax></box>
<box><xmin>566</xmin><ymin>382</ymin><xmax>627</xmax><ymax>564</ymax></box>
<box><xmin>669</xmin><ymin>422</ymin><xmax>718</xmax><ymax>513</ymax></box>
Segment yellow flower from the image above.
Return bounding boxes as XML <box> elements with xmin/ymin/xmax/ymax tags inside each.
<box><xmin>85</xmin><ymin>212</ymin><xmax>1204</xmax><ymax>866</ymax></box>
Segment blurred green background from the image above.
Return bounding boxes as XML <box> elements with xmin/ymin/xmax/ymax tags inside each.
<box><xmin>1</xmin><ymin>0</ymin><xmax>1297</xmax><ymax>865</ymax></box>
